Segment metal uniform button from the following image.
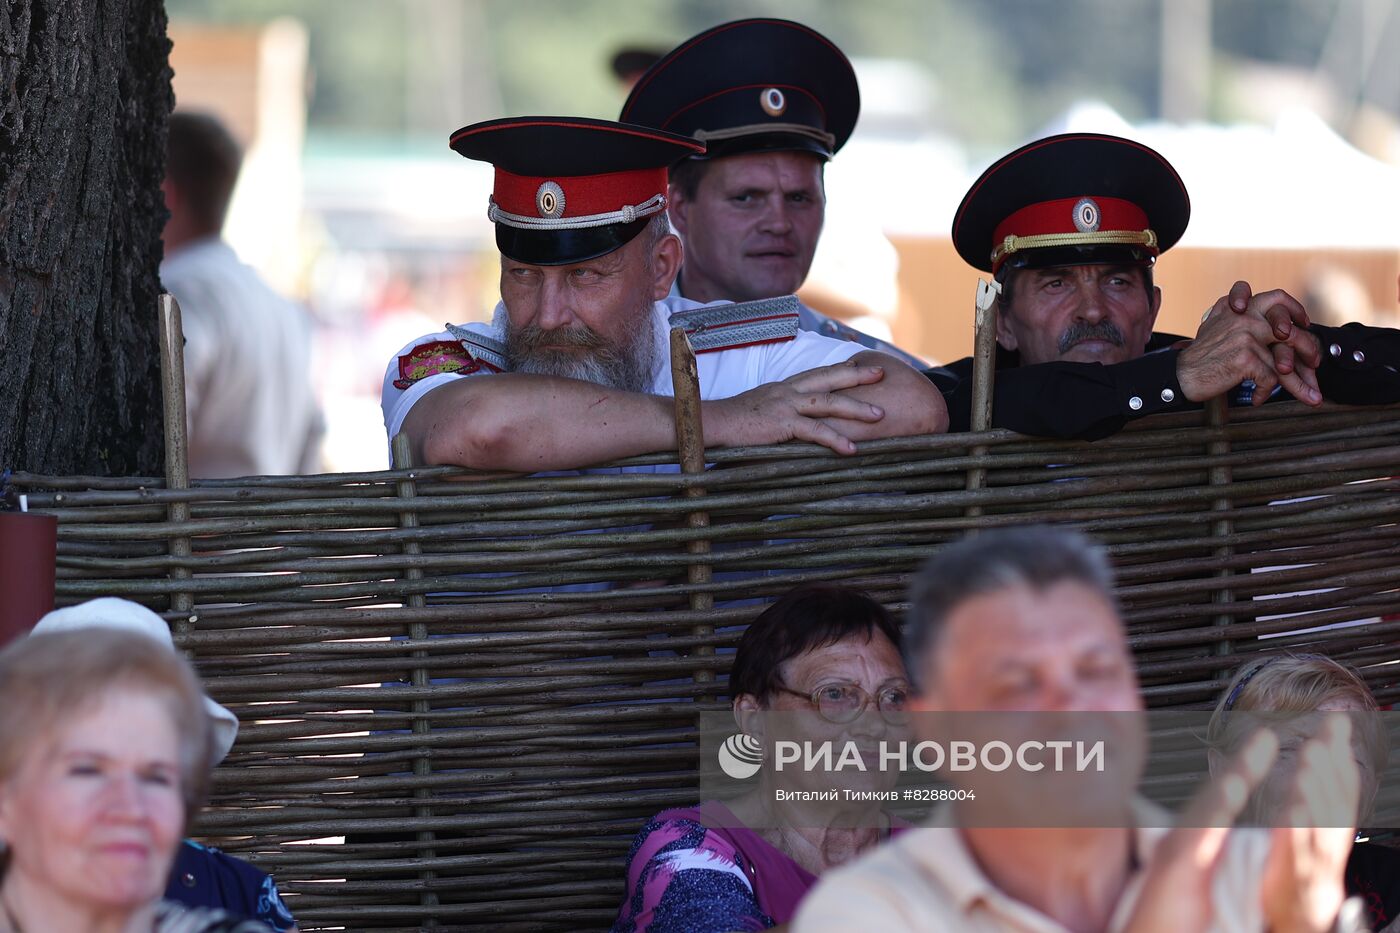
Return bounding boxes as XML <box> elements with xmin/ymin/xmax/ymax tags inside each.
<box><xmin>1353</xmin><ymin>349</ymin><xmax>1365</xmax><ymax>363</ymax></box>
<box><xmin>181</xmin><ymin>872</ymin><xmax>197</xmax><ymax>888</ymax></box>
<box><xmin>1128</xmin><ymin>396</ymin><xmax>1143</xmax><ymax>411</ymax></box>
<box><xmin>1160</xmin><ymin>388</ymin><xmax>1175</xmax><ymax>403</ymax></box>
<box><xmin>1329</xmin><ymin>343</ymin><xmax>1342</xmax><ymax>357</ymax></box>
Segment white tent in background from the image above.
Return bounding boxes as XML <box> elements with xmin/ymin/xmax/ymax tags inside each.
<box><xmin>1044</xmin><ymin>101</ymin><xmax>1400</xmax><ymax>249</ymax></box>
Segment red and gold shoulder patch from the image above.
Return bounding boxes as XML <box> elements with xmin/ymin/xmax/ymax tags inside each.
<box><xmin>393</xmin><ymin>340</ymin><xmax>480</xmax><ymax>390</ymax></box>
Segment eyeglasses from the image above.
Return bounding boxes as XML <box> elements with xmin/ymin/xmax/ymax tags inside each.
<box><xmin>772</xmin><ymin>681</ymin><xmax>911</xmax><ymax>725</ymax></box>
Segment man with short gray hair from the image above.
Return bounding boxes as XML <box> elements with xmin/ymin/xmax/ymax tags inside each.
<box><xmin>902</xmin><ymin>525</ymin><xmax>1116</xmax><ymax>693</ymax></box>
<box><xmin>795</xmin><ymin>525</ymin><xmax>1367</xmax><ymax>933</ymax></box>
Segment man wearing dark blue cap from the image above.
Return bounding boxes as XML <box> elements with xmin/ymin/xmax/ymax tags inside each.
<box><xmin>380</xmin><ymin>117</ymin><xmax>945</xmax><ymax>470</ymax></box>
<box><xmin>621</xmin><ymin>18</ymin><xmax>925</xmax><ymax>368</ymax></box>
<box><xmin>933</xmin><ymin>133</ymin><xmax>1400</xmax><ymax>439</ymax></box>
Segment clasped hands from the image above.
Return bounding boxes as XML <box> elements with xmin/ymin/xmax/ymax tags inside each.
<box><xmin>1178</xmin><ymin>280</ymin><xmax>1324</xmax><ymax>406</ymax></box>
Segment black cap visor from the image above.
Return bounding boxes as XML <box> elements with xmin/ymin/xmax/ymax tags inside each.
<box><xmin>997</xmin><ymin>244</ymin><xmax>1158</xmax><ymax>280</ymax></box>
<box><xmin>495</xmin><ymin>216</ymin><xmax>652</xmax><ymax>267</ymax></box>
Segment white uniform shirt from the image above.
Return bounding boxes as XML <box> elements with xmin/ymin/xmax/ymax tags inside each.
<box><xmin>162</xmin><ymin>238</ymin><xmax>322</xmax><ymax>478</ymax></box>
<box><xmin>380</xmin><ymin>294</ymin><xmax>863</xmax><ymax>454</ymax></box>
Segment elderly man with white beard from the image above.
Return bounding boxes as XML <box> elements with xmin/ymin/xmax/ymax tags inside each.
<box><xmin>380</xmin><ymin>117</ymin><xmax>945</xmax><ymax>471</ymax></box>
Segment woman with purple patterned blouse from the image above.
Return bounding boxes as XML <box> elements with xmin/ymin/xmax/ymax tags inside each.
<box><xmin>612</xmin><ymin>586</ymin><xmax>911</xmax><ymax>932</ymax></box>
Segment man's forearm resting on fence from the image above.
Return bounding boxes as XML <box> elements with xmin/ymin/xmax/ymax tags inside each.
<box><xmin>403</xmin><ymin>354</ymin><xmax>948</xmax><ymax>471</ymax></box>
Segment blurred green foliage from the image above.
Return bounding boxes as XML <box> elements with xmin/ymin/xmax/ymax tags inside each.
<box><xmin>166</xmin><ymin>0</ymin><xmax>1372</xmax><ymax>149</ymax></box>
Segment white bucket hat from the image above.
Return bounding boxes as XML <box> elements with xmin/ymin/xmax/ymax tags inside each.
<box><xmin>31</xmin><ymin>597</ymin><xmax>239</xmax><ymax>765</ymax></box>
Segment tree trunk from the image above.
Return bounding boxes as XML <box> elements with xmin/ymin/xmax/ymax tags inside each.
<box><xmin>0</xmin><ymin>0</ymin><xmax>171</xmax><ymax>475</ymax></box>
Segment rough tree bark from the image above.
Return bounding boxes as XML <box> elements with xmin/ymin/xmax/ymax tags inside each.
<box><xmin>0</xmin><ymin>0</ymin><xmax>171</xmax><ymax>475</ymax></box>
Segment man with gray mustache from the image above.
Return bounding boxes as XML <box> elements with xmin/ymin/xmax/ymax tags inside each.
<box><xmin>1057</xmin><ymin>319</ymin><xmax>1127</xmax><ymax>358</ymax></box>
<box><xmin>930</xmin><ymin>134</ymin><xmax>1400</xmax><ymax>439</ymax></box>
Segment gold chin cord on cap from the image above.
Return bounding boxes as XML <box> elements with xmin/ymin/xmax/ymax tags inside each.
<box><xmin>990</xmin><ymin>228</ymin><xmax>1159</xmax><ymax>268</ymax></box>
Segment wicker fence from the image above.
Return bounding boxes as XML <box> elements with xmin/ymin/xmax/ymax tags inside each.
<box><xmin>10</xmin><ymin>399</ymin><xmax>1400</xmax><ymax>930</ymax></box>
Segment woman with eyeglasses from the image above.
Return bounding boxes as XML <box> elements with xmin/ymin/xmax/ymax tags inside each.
<box><xmin>612</xmin><ymin>585</ymin><xmax>911</xmax><ymax>933</ymax></box>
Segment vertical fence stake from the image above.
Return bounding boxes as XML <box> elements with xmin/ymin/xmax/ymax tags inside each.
<box><xmin>157</xmin><ymin>295</ymin><xmax>195</xmax><ymax>634</ymax></box>
<box><xmin>1207</xmin><ymin>397</ymin><xmax>1235</xmax><ymax>666</ymax></box>
<box><xmin>670</xmin><ymin>327</ymin><xmax>713</xmax><ymax>690</ymax></box>
<box><xmin>964</xmin><ymin>280</ymin><xmax>1001</xmax><ymax>530</ymax></box>
<box><xmin>391</xmin><ymin>433</ymin><xmax>439</xmax><ymax>921</ymax></box>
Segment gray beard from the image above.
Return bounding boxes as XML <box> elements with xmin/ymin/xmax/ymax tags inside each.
<box><xmin>497</xmin><ymin>297</ymin><xmax>658</xmax><ymax>393</ymax></box>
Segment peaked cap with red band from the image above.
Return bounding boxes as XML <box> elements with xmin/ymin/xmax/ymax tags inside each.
<box><xmin>952</xmin><ymin>133</ymin><xmax>1190</xmax><ymax>276</ymax></box>
<box><xmin>620</xmin><ymin>18</ymin><xmax>859</xmax><ymax>161</ymax></box>
<box><xmin>449</xmin><ymin>116</ymin><xmax>705</xmax><ymax>265</ymax></box>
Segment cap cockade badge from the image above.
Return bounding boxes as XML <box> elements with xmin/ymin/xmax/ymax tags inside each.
<box><xmin>536</xmin><ymin>180</ymin><xmax>565</xmax><ymax>219</ymax></box>
<box><xmin>1072</xmin><ymin>197</ymin><xmax>1101</xmax><ymax>233</ymax></box>
<box><xmin>759</xmin><ymin>87</ymin><xmax>787</xmax><ymax>118</ymax></box>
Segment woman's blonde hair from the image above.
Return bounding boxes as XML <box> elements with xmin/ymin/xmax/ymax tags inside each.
<box><xmin>0</xmin><ymin>627</ymin><xmax>213</xmax><ymax>875</ymax></box>
<box><xmin>1214</xmin><ymin>652</ymin><xmax>1379</xmax><ymax>718</ymax></box>
<box><xmin>1206</xmin><ymin>652</ymin><xmax>1388</xmax><ymax>797</ymax></box>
